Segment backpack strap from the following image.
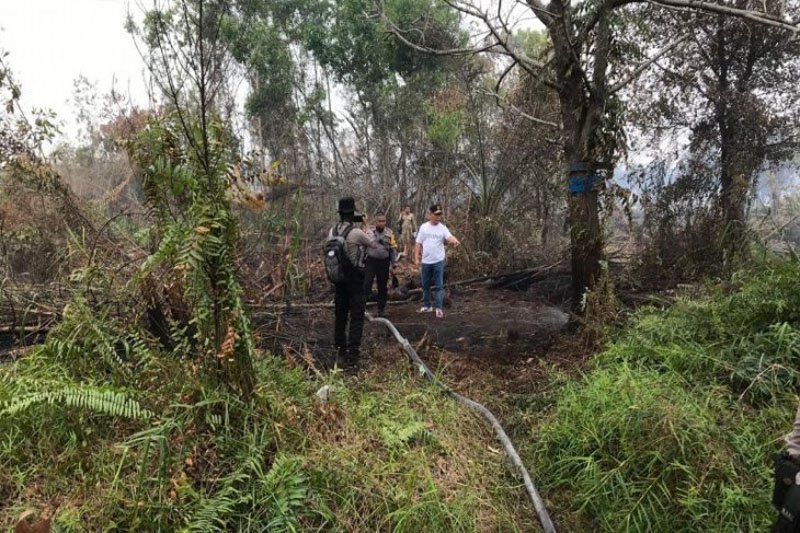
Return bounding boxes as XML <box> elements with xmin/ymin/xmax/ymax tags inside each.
<box><xmin>341</xmin><ymin>223</ymin><xmax>355</xmax><ymax>240</ymax></box>
<box><xmin>333</xmin><ymin>222</ymin><xmax>356</xmax><ymax>238</ymax></box>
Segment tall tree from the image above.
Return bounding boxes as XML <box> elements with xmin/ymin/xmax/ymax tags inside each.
<box><xmin>220</xmin><ymin>0</ymin><xmax>332</xmax><ymax>176</ymax></box>
<box><xmin>386</xmin><ymin>0</ymin><xmax>799</xmax><ymax>301</ymax></box>
<box><xmin>307</xmin><ymin>0</ymin><xmax>465</xmax><ymax>205</ymax></box>
<box><xmin>632</xmin><ymin>1</ymin><xmax>800</xmax><ymax>263</ymax></box>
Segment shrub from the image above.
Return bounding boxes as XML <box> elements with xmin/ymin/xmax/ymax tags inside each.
<box><xmin>532</xmin><ymin>365</ymin><xmax>774</xmax><ymax>532</ymax></box>
<box><xmin>605</xmin><ymin>261</ymin><xmax>800</xmax><ymax>404</ymax></box>
<box><xmin>530</xmin><ymin>260</ymin><xmax>800</xmax><ymax>531</ymax></box>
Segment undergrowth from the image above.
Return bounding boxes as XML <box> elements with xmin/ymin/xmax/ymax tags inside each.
<box><xmin>2</xmin><ymin>42</ymin><xmax>535</xmax><ymax>531</ymax></box>
<box><xmin>0</xmin><ymin>344</ymin><xmax>535</xmax><ymax>531</ymax></box>
<box><xmin>527</xmin><ymin>257</ymin><xmax>800</xmax><ymax>531</ymax></box>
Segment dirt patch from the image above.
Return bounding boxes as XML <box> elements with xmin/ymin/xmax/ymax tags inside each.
<box><xmin>383</xmin><ymin>296</ymin><xmax>568</xmax><ymax>352</ymax></box>
<box><xmin>255</xmin><ymin>267</ymin><xmax>594</xmax><ymax>405</ymax></box>
<box><xmin>0</xmin><ymin>332</ymin><xmax>46</xmax><ymax>363</ymax></box>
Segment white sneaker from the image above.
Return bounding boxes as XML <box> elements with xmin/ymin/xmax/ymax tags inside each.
<box><xmin>435</xmin><ymin>309</ymin><xmax>444</xmax><ymax>318</ymax></box>
<box><xmin>419</xmin><ymin>306</ymin><xmax>433</xmax><ymax>313</ymax></box>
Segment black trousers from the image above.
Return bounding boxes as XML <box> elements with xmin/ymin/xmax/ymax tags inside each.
<box><xmin>334</xmin><ymin>271</ymin><xmax>366</xmax><ymax>360</ymax></box>
<box><xmin>364</xmin><ymin>257</ymin><xmax>391</xmax><ymax>312</ymax></box>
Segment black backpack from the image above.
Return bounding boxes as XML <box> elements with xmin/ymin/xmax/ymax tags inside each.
<box><xmin>324</xmin><ymin>224</ymin><xmax>355</xmax><ymax>284</ymax></box>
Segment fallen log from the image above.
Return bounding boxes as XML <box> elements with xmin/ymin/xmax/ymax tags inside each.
<box><xmin>251</xmin><ymin>299</ymin><xmax>410</xmax><ymax>311</ymax></box>
<box><xmin>403</xmin><ymin>260</ymin><xmax>565</xmax><ymax>296</ymax></box>
<box><xmin>0</xmin><ymin>325</ymin><xmax>51</xmax><ymax>334</ymax></box>
<box><xmin>250</xmin><ymin>261</ymin><xmax>564</xmax><ymax>310</ymax></box>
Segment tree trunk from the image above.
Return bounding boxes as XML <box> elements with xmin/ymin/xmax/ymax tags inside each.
<box><xmin>557</xmin><ymin>80</ymin><xmax>604</xmax><ymax>304</ymax></box>
<box><xmin>767</xmin><ymin>169</ymin><xmax>781</xmax><ymax>218</ymax></box>
<box><xmin>566</xmin><ymin>162</ymin><xmax>603</xmax><ymax>301</ymax></box>
<box><xmin>718</xmin><ymin>99</ymin><xmax>755</xmax><ymax>263</ymax></box>
<box><xmin>719</xmin><ymin>167</ymin><xmax>749</xmax><ymax>261</ymax></box>
<box><xmin>548</xmin><ymin>14</ymin><xmax>608</xmax><ymax>305</ymax></box>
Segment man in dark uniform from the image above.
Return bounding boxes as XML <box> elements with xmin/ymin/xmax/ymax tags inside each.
<box><xmin>364</xmin><ymin>212</ymin><xmax>398</xmax><ymax>317</ymax></box>
<box><xmin>773</xmin><ymin>405</ymin><xmax>800</xmax><ymax>532</ymax></box>
<box><xmin>327</xmin><ymin>197</ymin><xmax>374</xmax><ymax>371</ymax></box>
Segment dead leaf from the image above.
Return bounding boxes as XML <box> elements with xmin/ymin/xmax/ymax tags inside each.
<box><xmin>216</xmin><ymin>323</ymin><xmax>240</xmax><ymax>359</ymax></box>
<box><xmin>15</xmin><ymin>509</ymin><xmax>52</xmax><ymax>533</ymax></box>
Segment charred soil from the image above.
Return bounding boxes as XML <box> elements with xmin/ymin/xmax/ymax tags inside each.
<box><xmin>255</xmin><ymin>266</ymin><xmax>596</xmax><ymax>413</ymax></box>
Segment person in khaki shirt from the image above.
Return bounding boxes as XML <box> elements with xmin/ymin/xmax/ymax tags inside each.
<box><xmin>399</xmin><ymin>204</ymin><xmax>418</xmax><ymax>259</ymax></box>
<box><xmin>326</xmin><ymin>197</ymin><xmax>375</xmax><ymax>371</ymax></box>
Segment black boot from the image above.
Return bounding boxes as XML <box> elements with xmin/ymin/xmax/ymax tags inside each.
<box><xmin>343</xmin><ymin>349</ymin><xmax>360</xmax><ymax>374</ymax></box>
<box><xmin>334</xmin><ymin>345</ymin><xmax>347</xmax><ymax>370</ymax></box>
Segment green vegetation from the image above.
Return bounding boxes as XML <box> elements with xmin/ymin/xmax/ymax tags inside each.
<box><xmin>0</xmin><ymin>32</ymin><xmax>535</xmax><ymax>529</ymax></box>
<box><xmin>11</xmin><ymin>259</ymin><xmax>799</xmax><ymax>532</ymax></box>
<box><xmin>3</xmin><ymin>0</ymin><xmax>799</xmax><ymax>529</ymax></box>
<box><xmin>527</xmin><ymin>259</ymin><xmax>800</xmax><ymax>531</ymax></box>
<box><xmin>0</xmin><ymin>340</ymin><xmax>536</xmax><ymax>530</ymax></box>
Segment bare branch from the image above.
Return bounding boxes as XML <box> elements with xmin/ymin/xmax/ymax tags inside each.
<box><xmin>609</xmin><ymin>34</ymin><xmax>689</xmax><ymax>92</ymax></box>
<box><xmin>478</xmin><ymin>88</ymin><xmax>560</xmax><ymax>128</ymax></box>
<box><xmin>495</xmin><ymin>0</ymin><xmax>516</xmax><ymax>45</ymax></box>
<box><xmin>525</xmin><ymin>0</ymin><xmax>558</xmax><ymax>26</ymax></box>
<box><xmin>379</xmin><ymin>11</ymin><xmax>500</xmax><ymax>57</ymax></box>
<box><xmin>495</xmin><ymin>58</ymin><xmax>518</xmax><ymax>96</ymax></box>
<box><xmin>442</xmin><ymin>0</ymin><xmax>550</xmax><ymax>72</ymax></box>
<box><xmin>576</xmin><ymin>0</ymin><xmax>639</xmax><ymax>45</ymax></box>
<box><xmin>381</xmin><ymin>0</ymin><xmax>562</xmax><ymax>90</ymax></box>
<box><xmin>150</xmin><ymin>2</ymin><xmax>199</xmax><ymax>159</ymax></box>
<box><xmin>648</xmin><ymin>0</ymin><xmax>800</xmax><ymax>33</ymax></box>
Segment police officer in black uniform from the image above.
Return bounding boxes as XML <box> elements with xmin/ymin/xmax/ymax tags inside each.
<box><xmin>327</xmin><ymin>197</ymin><xmax>374</xmax><ymax>371</ymax></box>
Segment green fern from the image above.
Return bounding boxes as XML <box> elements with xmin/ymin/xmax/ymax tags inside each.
<box><xmin>42</xmin><ymin>298</ymin><xmax>162</xmax><ymax>377</ymax></box>
<box><xmin>259</xmin><ymin>454</ymin><xmax>308</xmax><ymax>531</ymax></box>
<box><xmin>186</xmin><ymin>482</ymin><xmax>244</xmax><ymax>532</ymax></box>
<box><xmin>182</xmin><ymin>452</ymin><xmax>310</xmax><ymax>532</ymax></box>
<box><xmin>127</xmin><ymin>115</ymin><xmax>256</xmax><ymax>396</ymax></box>
<box><xmin>380</xmin><ymin>420</ymin><xmax>437</xmax><ymax>451</ymax></box>
<box><xmin>0</xmin><ymin>384</ymin><xmax>153</xmax><ymax>420</ymax></box>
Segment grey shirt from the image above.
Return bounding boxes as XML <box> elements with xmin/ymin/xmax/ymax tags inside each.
<box><xmin>365</xmin><ymin>227</ymin><xmax>398</xmax><ymax>264</ymax></box>
<box><xmin>327</xmin><ymin>222</ymin><xmax>374</xmax><ymax>270</ymax></box>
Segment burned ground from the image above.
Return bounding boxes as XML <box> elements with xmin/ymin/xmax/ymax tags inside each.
<box><xmin>254</xmin><ymin>266</ymin><xmax>597</xmax><ymax>412</ymax></box>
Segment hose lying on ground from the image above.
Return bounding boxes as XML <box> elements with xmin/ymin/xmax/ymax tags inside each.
<box><xmin>365</xmin><ymin>312</ymin><xmax>556</xmax><ymax>533</ymax></box>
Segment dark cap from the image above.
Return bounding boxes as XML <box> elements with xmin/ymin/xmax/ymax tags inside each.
<box><xmin>429</xmin><ymin>204</ymin><xmax>443</xmax><ymax>215</ymax></box>
<box><xmin>338</xmin><ymin>196</ymin><xmax>356</xmax><ymax>214</ymax></box>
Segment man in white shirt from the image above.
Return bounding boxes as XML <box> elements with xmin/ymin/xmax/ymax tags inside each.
<box><xmin>414</xmin><ymin>204</ymin><xmax>460</xmax><ymax>318</ymax></box>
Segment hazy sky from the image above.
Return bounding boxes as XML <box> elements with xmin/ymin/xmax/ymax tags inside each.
<box><xmin>0</xmin><ymin>0</ymin><xmax>150</xmax><ymax>138</ymax></box>
<box><xmin>0</xmin><ymin>0</ymin><xmax>535</xmax><ymax>132</ymax></box>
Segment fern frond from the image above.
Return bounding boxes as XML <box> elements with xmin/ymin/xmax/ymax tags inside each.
<box><xmin>0</xmin><ymin>384</ymin><xmax>153</xmax><ymax>420</ymax></box>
